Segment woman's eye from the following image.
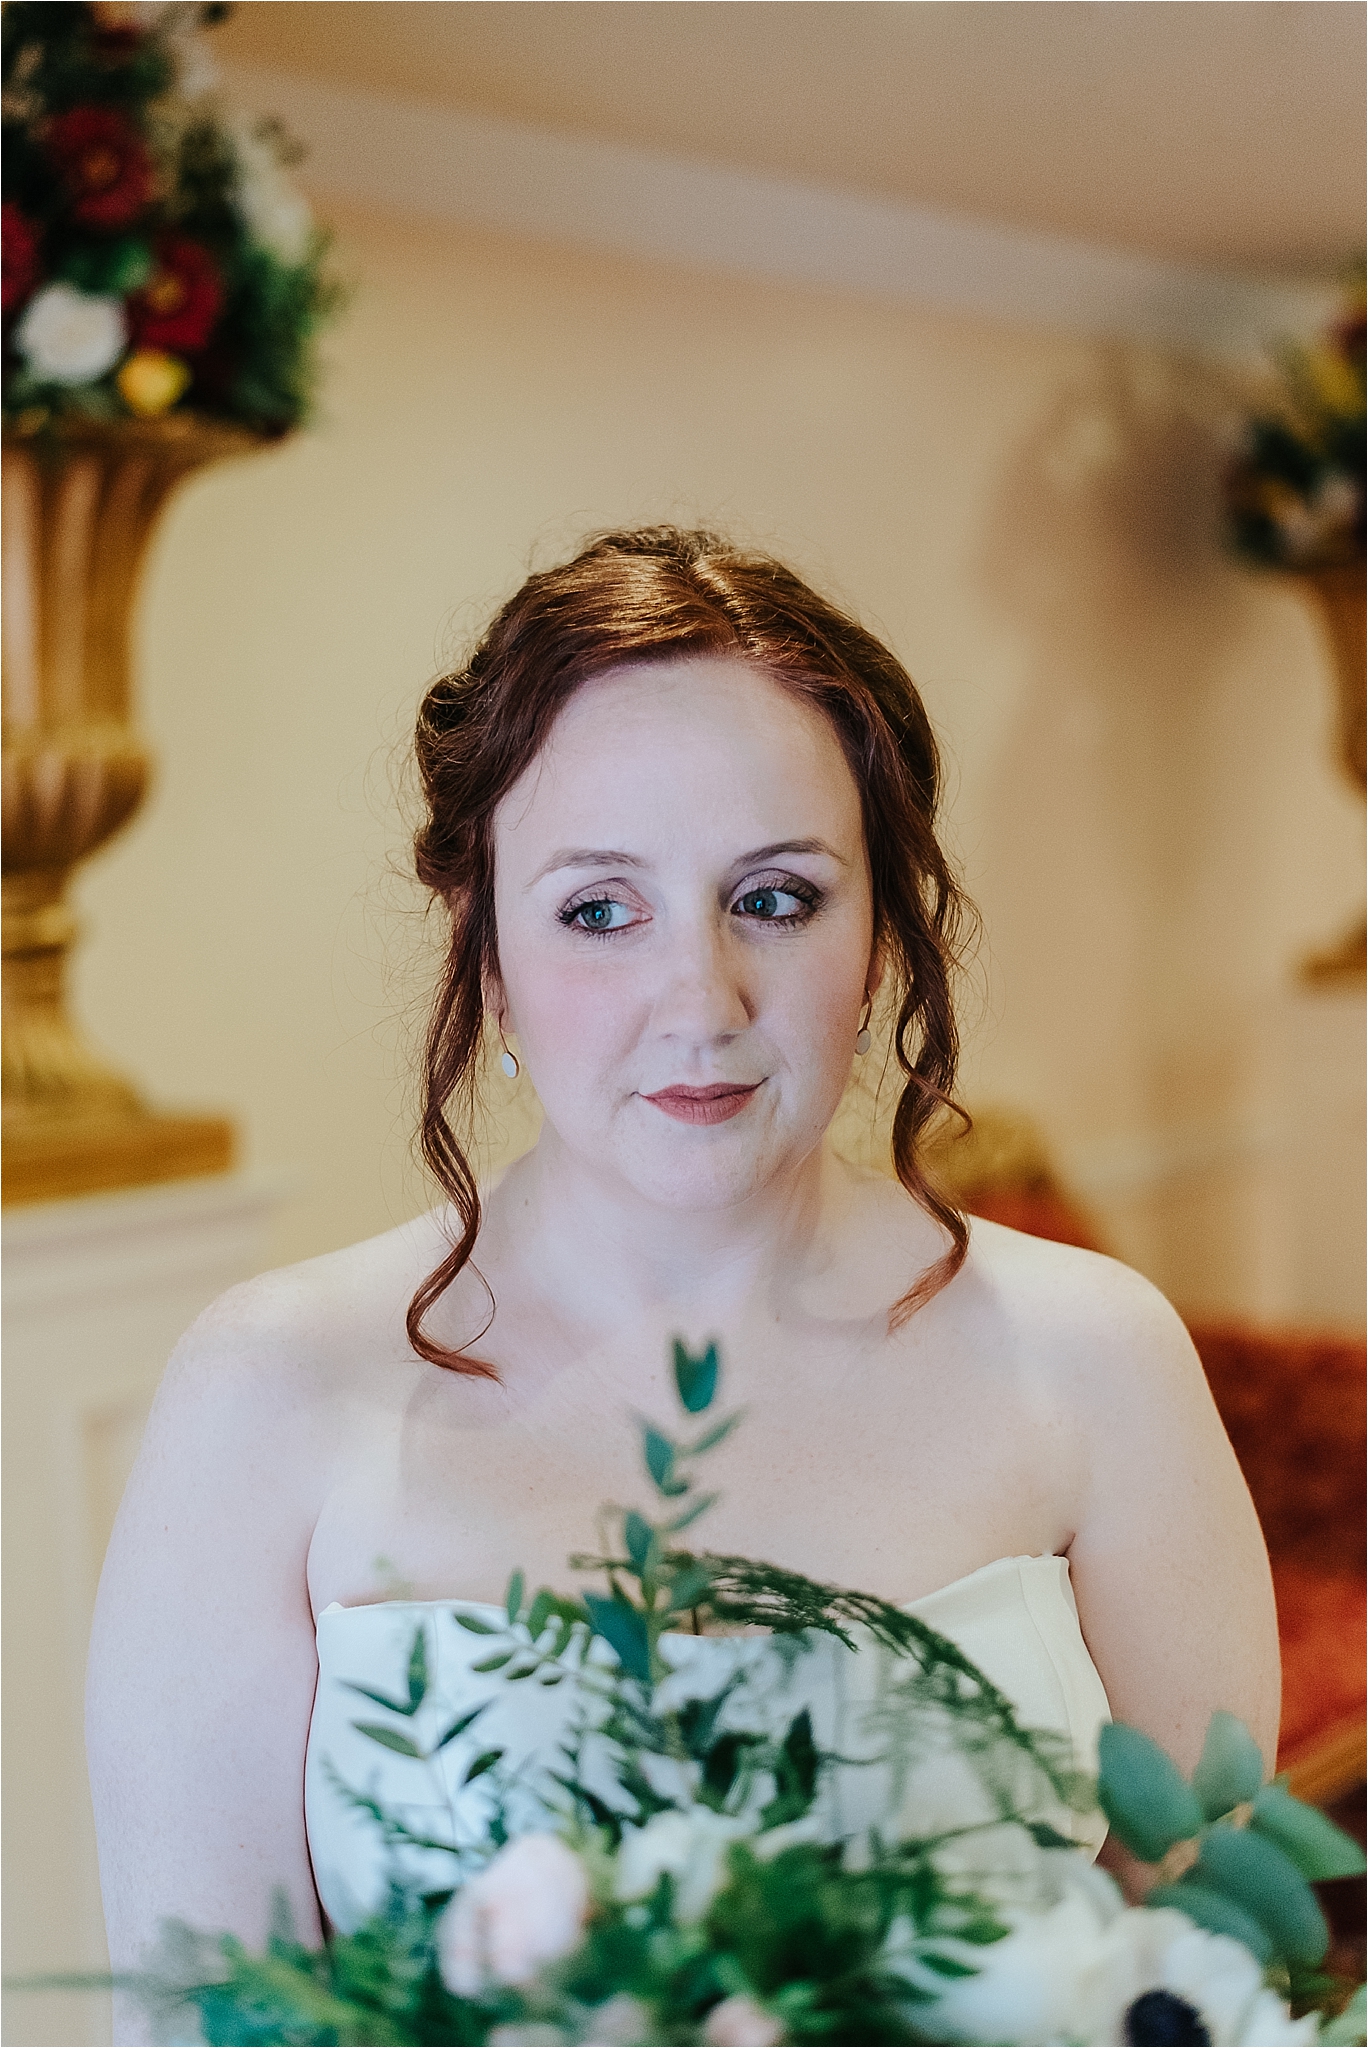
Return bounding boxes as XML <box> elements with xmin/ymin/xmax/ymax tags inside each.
<box><xmin>733</xmin><ymin>885</ymin><xmax>814</xmax><ymax>922</ymax></box>
<box><xmin>563</xmin><ymin>897</ymin><xmax>636</xmax><ymax>933</ymax></box>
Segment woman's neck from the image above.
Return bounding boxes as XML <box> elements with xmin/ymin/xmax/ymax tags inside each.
<box><xmin>485</xmin><ymin>1127</ymin><xmax>848</xmax><ymax>1334</ymax></box>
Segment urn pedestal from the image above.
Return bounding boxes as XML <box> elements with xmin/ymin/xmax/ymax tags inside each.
<box><xmin>2</xmin><ymin>416</ymin><xmax>258</xmax><ymax>1205</ymax></box>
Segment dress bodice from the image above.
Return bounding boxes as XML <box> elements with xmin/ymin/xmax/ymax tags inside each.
<box><xmin>304</xmin><ymin>1554</ymin><xmax>1111</xmax><ymax>1935</ymax></box>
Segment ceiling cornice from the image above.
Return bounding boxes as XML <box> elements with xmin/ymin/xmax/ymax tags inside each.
<box><xmin>222</xmin><ymin>61</ymin><xmax>1337</xmax><ymax>358</ymax></box>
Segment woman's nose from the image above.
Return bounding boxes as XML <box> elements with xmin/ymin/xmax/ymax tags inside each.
<box><xmin>647</xmin><ymin>913</ymin><xmax>753</xmax><ymax>1046</ymax></box>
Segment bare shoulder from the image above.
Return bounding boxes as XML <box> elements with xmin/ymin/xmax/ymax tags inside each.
<box><xmin>957</xmin><ymin>1213</ymin><xmax>1201</xmax><ymax>1403</ymax></box>
<box><xmin>150</xmin><ymin>1207</ymin><xmax>458</xmax><ymax>1451</ymax></box>
<box><xmin>961</xmin><ymin>1214</ymin><xmax>1188</xmax><ymax>1345</ymax></box>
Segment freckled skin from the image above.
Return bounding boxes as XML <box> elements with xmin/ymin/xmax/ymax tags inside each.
<box><xmin>87</xmin><ymin>655</ymin><xmax>1279</xmax><ymax>2038</ymax></box>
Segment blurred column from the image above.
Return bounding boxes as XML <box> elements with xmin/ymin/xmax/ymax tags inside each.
<box><xmin>1</xmin><ymin>1171</ymin><xmax>289</xmax><ymax>2048</ymax></box>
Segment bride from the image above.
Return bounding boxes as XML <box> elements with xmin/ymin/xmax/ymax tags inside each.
<box><xmin>86</xmin><ymin>526</ymin><xmax>1278</xmax><ymax>2031</ymax></box>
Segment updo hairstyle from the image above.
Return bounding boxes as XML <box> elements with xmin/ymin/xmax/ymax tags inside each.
<box><xmin>410</xmin><ymin>526</ymin><xmax>972</xmax><ymax>1374</ymax></box>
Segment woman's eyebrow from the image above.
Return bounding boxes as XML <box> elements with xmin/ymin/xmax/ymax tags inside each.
<box><xmin>530</xmin><ymin>837</ymin><xmax>846</xmax><ymax>888</ymax></box>
<box><xmin>738</xmin><ymin>838</ymin><xmax>846</xmax><ymax>869</ymax></box>
<box><xmin>531</xmin><ymin>847</ymin><xmax>649</xmax><ymax>884</ymax></box>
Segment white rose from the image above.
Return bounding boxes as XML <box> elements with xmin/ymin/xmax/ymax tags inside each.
<box><xmin>437</xmin><ymin>1833</ymin><xmax>590</xmax><ymax>1997</ymax></box>
<box><xmin>231</xmin><ymin>121</ymin><xmax>314</xmax><ymax>266</ymax></box>
<box><xmin>614</xmin><ymin>1806</ymin><xmax>750</xmax><ymax>1923</ymax></box>
<box><xmin>14</xmin><ymin>285</ymin><xmax>126</xmax><ymax>385</ymax></box>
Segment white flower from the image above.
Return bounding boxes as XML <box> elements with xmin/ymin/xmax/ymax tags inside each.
<box><xmin>231</xmin><ymin>120</ymin><xmax>313</xmax><ymax>265</ymax></box>
<box><xmin>704</xmin><ymin>1993</ymin><xmax>785</xmax><ymax>2045</ymax></box>
<box><xmin>614</xmin><ymin>1807</ymin><xmax>750</xmax><ymax>1923</ymax></box>
<box><xmin>437</xmin><ymin>1834</ymin><xmax>590</xmax><ymax>1996</ymax></box>
<box><xmin>914</xmin><ymin>1886</ymin><xmax>1318</xmax><ymax>2048</ymax></box>
<box><xmin>14</xmin><ymin>284</ymin><xmax>126</xmax><ymax>385</ymax></box>
<box><xmin>1233</xmin><ymin>1989</ymin><xmax>1321</xmax><ymax>2047</ymax></box>
<box><xmin>914</xmin><ymin>1887</ymin><xmax>1119</xmax><ymax>2046</ymax></box>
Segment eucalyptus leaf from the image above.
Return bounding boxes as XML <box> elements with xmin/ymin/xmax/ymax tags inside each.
<box><xmin>351</xmin><ymin>1723</ymin><xmax>424</xmax><ymax>1760</ymax></box>
<box><xmin>666</xmin><ymin>1493</ymin><xmax>719</xmax><ymax>1534</ymax></box>
<box><xmin>1025</xmin><ymin>1822</ymin><xmax>1076</xmax><ymax>1850</ymax></box>
<box><xmin>916</xmin><ymin>1952</ymin><xmax>981</xmax><ymax>1980</ymax></box>
<box><xmin>1191</xmin><ymin>1710</ymin><xmax>1264</xmax><ymax>1820</ymax></box>
<box><xmin>624</xmin><ymin>1511</ymin><xmax>654</xmax><ymax>1573</ymax></box>
<box><xmin>406</xmin><ymin>1627</ymin><xmax>428</xmax><ymax>1713</ymax></box>
<box><xmin>673</xmin><ymin>1338</ymin><xmax>719</xmax><ymax>1414</ymax></box>
<box><xmin>1147</xmin><ymin>1879</ymin><xmax>1273</xmax><ymax>1962</ymax></box>
<box><xmin>470</xmin><ymin>1651</ymin><xmax>514</xmax><ymax>1674</ymax></box>
<box><xmin>454</xmin><ymin>1612</ymin><xmax>499</xmax><ymax>1635</ymax></box>
<box><xmin>462</xmin><ymin>1748</ymin><xmax>505</xmax><ymax>1785</ymax></box>
<box><xmin>667</xmin><ymin>1562</ymin><xmax>714</xmax><ymax>1613</ymax></box>
<box><xmin>505</xmin><ymin>1568</ymin><xmax>525</xmax><ymax>1625</ymax></box>
<box><xmin>526</xmin><ymin>1589</ymin><xmax>555</xmax><ymax>1642</ymax></box>
<box><xmin>643</xmin><ymin>1425</ymin><xmax>687</xmax><ymax>1496</ymax></box>
<box><xmin>583</xmin><ymin>1593</ymin><xmax>653</xmax><ymax>1685</ymax></box>
<box><xmin>1096</xmin><ymin>1722</ymin><xmax>1203</xmax><ymax>1863</ymax></box>
<box><xmin>760</xmin><ymin>1709</ymin><xmax>819</xmax><ymax>1829</ymax></box>
<box><xmin>341</xmin><ymin>1681</ymin><xmax>416</xmax><ymax>1717</ymax></box>
<box><xmin>432</xmin><ymin>1706</ymin><xmax>487</xmax><ymax>1752</ymax></box>
<box><xmin>688</xmin><ymin>1411</ymin><xmax>743</xmax><ymax>1457</ymax></box>
<box><xmin>1196</xmin><ymin>1822</ymin><xmax>1329</xmax><ymax>1966</ymax></box>
<box><xmin>1251</xmin><ymin>1784</ymin><xmax>1368</xmax><ymax>1882</ymax></box>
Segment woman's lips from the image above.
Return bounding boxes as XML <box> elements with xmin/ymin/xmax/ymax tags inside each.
<box><xmin>641</xmin><ymin>1083</ymin><xmax>761</xmax><ymax>1126</ymax></box>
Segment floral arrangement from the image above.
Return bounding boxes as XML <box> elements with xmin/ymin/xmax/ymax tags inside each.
<box><xmin>1</xmin><ymin>1</ymin><xmax>340</xmax><ymax>437</ymax></box>
<box><xmin>1225</xmin><ymin>272</ymin><xmax>1366</xmax><ymax>573</ymax></box>
<box><xmin>93</xmin><ymin>1344</ymin><xmax>1366</xmax><ymax>2047</ymax></box>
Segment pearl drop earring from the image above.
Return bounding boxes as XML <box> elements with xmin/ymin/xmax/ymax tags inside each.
<box><xmin>855</xmin><ymin>997</ymin><xmax>872</xmax><ymax>1056</ymax></box>
<box><xmin>499</xmin><ymin>1037</ymin><xmax>519</xmax><ymax>1079</ymax></box>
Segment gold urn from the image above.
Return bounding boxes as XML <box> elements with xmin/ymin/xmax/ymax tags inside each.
<box><xmin>1294</xmin><ymin>563</ymin><xmax>1367</xmax><ymax>986</ymax></box>
<box><xmin>2</xmin><ymin>414</ymin><xmax>258</xmax><ymax>1205</ymax></box>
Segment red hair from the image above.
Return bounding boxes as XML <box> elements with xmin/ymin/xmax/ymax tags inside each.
<box><xmin>410</xmin><ymin>527</ymin><xmax>972</xmax><ymax>1374</ymax></box>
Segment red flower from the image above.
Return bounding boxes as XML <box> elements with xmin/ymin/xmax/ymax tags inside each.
<box><xmin>46</xmin><ymin>107</ymin><xmax>155</xmax><ymax>231</ymax></box>
<box><xmin>129</xmin><ymin>235</ymin><xmax>223</xmax><ymax>353</ymax></box>
<box><xmin>2</xmin><ymin>204</ymin><xmax>41</xmax><ymax>317</ymax></box>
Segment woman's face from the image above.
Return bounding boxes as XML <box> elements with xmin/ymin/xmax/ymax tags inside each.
<box><xmin>490</xmin><ymin>655</ymin><xmax>877</xmax><ymax>1212</ymax></box>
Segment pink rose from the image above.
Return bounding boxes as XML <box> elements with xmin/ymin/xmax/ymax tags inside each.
<box><xmin>438</xmin><ymin>1833</ymin><xmax>591</xmax><ymax>1996</ymax></box>
<box><xmin>705</xmin><ymin>1994</ymin><xmax>785</xmax><ymax>2046</ymax></box>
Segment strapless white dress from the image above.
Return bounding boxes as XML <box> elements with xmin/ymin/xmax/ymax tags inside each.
<box><xmin>305</xmin><ymin>1553</ymin><xmax>1111</xmax><ymax>1935</ymax></box>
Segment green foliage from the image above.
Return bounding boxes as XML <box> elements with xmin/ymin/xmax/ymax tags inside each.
<box><xmin>1100</xmin><ymin>1719</ymin><xmax>1363</xmax><ymax>1981</ymax></box>
<box><xmin>674</xmin><ymin>1337</ymin><xmax>719</xmax><ymax>1413</ymax></box>
<box><xmin>1194</xmin><ymin>1824</ymin><xmax>1329</xmax><ymax>1968</ymax></box>
<box><xmin>1146</xmin><ymin>1878</ymin><xmax>1274</xmax><ymax>1962</ymax></box>
<box><xmin>1252</xmin><ymin>1784</ymin><xmax>1368</xmax><ymax>1883</ymax></box>
<box><xmin>1191</xmin><ymin>1710</ymin><xmax>1264</xmax><ymax>1821</ymax></box>
<box><xmin>38</xmin><ymin>1335</ymin><xmax>1364</xmax><ymax>2045</ymax></box>
<box><xmin>2</xmin><ymin>2</ymin><xmax>343</xmax><ymax>435</ymax></box>
<box><xmin>1097</xmin><ymin>1722</ymin><xmax>1204</xmax><ymax>1863</ymax></box>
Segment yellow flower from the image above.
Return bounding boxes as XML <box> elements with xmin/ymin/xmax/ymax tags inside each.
<box><xmin>116</xmin><ymin>349</ymin><xmax>191</xmax><ymax>418</ymax></box>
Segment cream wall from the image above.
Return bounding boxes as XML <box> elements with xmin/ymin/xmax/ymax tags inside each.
<box><xmin>72</xmin><ymin>200</ymin><xmax>1364</xmax><ymax>1321</ymax></box>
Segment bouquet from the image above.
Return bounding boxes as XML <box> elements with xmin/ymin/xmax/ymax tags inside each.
<box><xmin>103</xmin><ymin>1344</ymin><xmax>1365</xmax><ymax>2046</ymax></box>
<box><xmin>1224</xmin><ymin>272</ymin><xmax>1366</xmax><ymax>573</ymax></box>
<box><xmin>2</xmin><ymin>1</ymin><xmax>341</xmax><ymax>436</ymax></box>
